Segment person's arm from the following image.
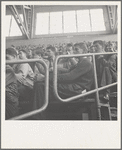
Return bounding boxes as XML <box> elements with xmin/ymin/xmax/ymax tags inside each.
<box><xmin>97</xmin><ymin>55</ymin><xmax>109</xmax><ymax>67</ymax></box>
<box><xmin>67</xmin><ymin>51</ymin><xmax>77</xmax><ymax>66</ymax></box>
<box><xmin>49</xmin><ymin>59</ymin><xmax>92</xmax><ymax>83</ymax></box>
<box><xmin>36</xmin><ymin>62</ymin><xmax>45</xmax><ymax>75</ymax></box>
<box><xmin>68</xmin><ymin>57</ymin><xmax>78</xmax><ymax>66</ymax></box>
<box><xmin>17</xmin><ymin>63</ymin><xmax>29</xmax><ymax>77</ymax></box>
<box><xmin>15</xmin><ymin>64</ymin><xmax>29</xmax><ymax>83</ymax></box>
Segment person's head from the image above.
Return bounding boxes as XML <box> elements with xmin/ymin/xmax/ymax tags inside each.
<box><xmin>32</xmin><ymin>48</ymin><xmax>42</xmax><ymax>59</ymax></box>
<box><xmin>90</xmin><ymin>45</ymin><xmax>96</xmax><ymax>53</ymax></box>
<box><xmin>74</xmin><ymin>42</ymin><xmax>88</xmax><ymax>55</ymax></box>
<box><xmin>28</xmin><ymin>49</ymin><xmax>33</xmax><ymax>58</ymax></box>
<box><xmin>19</xmin><ymin>50</ymin><xmax>28</xmax><ymax>59</ymax></box>
<box><xmin>93</xmin><ymin>40</ymin><xmax>105</xmax><ymax>53</ymax></box>
<box><xmin>6</xmin><ymin>48</ymin><xmax>18</xmax><ymax>60</ymax></box>
<box><xmin>66</xmin><ymin>43</ymin><xmax>74</xmax><ymax>54</ymax></box>
<box><xmin>46</xmin><ymin>46</ymin><xmax>56</xmax><ymax>58</ymax></box>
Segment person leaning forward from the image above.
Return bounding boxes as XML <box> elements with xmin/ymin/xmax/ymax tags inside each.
<box><xmin>33</xmin><ymin>42</ymin><xmax>94</xmax><ymax>117</ymax></box>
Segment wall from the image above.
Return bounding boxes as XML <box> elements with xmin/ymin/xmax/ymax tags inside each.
<box><xmin>6</xmin><ymin>34</ymin><xmax>117</xmax><ymax>48</ymax></box>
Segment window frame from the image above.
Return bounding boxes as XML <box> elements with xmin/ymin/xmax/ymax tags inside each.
<box><xmin>5</xmin><ymin>14</ymin><xmax>25</xmax><ymax>39</ymax></box>
<box><xmin>33</xmin><ymin>6</ymin><xmax>111</xmax><ymax>38</ymax></box>
<box><xmin>5</xmin><ymin>5</ymin><xmax>112</xmax><ymax>40</ymax></box>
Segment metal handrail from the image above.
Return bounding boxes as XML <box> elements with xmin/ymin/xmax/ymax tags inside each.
<box><xmin>6</xmin><ymin>59</ymin><xmax>49</xmax><ymax>120</ymax></box>
<box><xmin>53</xmin><ymin>52</ymin><xmax>117</xmax><ymax>120</ymax></box>
<box><xmin>53</xmin><ymin>52</ymin><xmax>117</xmax><ymax>102</ymax></box>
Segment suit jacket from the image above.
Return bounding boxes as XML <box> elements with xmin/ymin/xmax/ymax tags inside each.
<box><xmin>49</xmin><ymin>57</ymin><xmax>94</xmax><ymax>96</ymax></box>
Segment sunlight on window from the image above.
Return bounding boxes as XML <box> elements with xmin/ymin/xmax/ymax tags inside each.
<box><xmin>90</xmin><ymin>9</ymin><xmax>106</xmax><ymax>31</ymax></box>
<box><xmin>6</xmin><ymin>15</ymin><xmax>23</xmax><ymax>37</ymax></box>
<box><xmin>63</xmin><ymin>11</ymin><xmax>76</xmax><ymax>33</ymax></box>
<box><xmin>5</xmin><ymin>15</ymin><xmax>11</xmax><ymax>36</ymax></box>
<box><xmin>10</xmin><ymin>15</ymin><xmax>23</xmax><ymax>36</ymax></box>
<box><xmin>77</xmin><ymin>10</ymin><xmax>91</xmax><ymax>32</ymax></box>
<box><xmin>50</xmin><ymin>12</ymin><xmax>63</xmax><ymax>34</ymax></box>
<box><xmin>36</xmin><ymin>13</ymin><xmax>49</xmax><ymax>35</ymax></box>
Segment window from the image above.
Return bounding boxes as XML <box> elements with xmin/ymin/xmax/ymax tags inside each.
<box><xmin>35</xmin><ymin>13</ymin><xmax>49</xmax><ymax>35</ymax></box>
<box><xmin>77</xmin><ymin>10</ymin><xmax>91</xmax><ymax>32</ymax></box>
<box><xmin>90</xmin><ymin>9</ymin><xmax>106</xmax><ymax>31</ymax></box>
<box><xmin>63</xmin><ymin>11</ymin><xmax>77</xmax><ymax>33</ymax></box>
<box><xmin>6</xmin><ymin>14</ymin><xmax>23</xmax><ymax>37</ymax></box>
<box><xmin>35</xmin><ymin>8</ymin><xmax>106</xmax><ymax>36</ymax></box>
<box><xmin>50</xmin><ymin>12</ymin><xmax>63</xmax><ymax>34</ymax></box>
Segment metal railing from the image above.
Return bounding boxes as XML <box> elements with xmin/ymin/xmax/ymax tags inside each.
<box><xmin>53</xmin><ymin>52</ymin><xmax>117</xmax><ymax>120</ymax></box>
<box><xmin>6</xmin><ymin>59</ymin><xmax>49</xmax><ymax>120</ymax></box>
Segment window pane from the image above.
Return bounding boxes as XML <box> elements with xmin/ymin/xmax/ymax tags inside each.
<box><xmin>35</xmin><ymin>13</ymin><xmax>49</xmax><ymax>35</ymax></box>
<box><xmin>50</xmin><ymin>12</ymin><xmax>62</xmax><ymax>34</ymax></box>
<box><xmin>10</xmin><ymin>14</ymin><xmax>23</xmax><ymax>36</ymax></box>
<box><xmin>63</xmin><ymin>11</ymin><xmax>76</xmax><ymax>33</ymax></box>
<box><xmin>77</xmin><ymin>10</ymin><xmax>91</xmax><ymax>32</ymax></box>
<box><xmin>90</xmin><ymin>9</ymin><xmax>106</xmax><ymax>31</ymax></box>
<box><xmin>5</xmin><ymin>15</ymin><xmax>11</xmax><ymax>36</ymax></box>
<box><xmin>6</xmin><ymin>15</ymin><xmax>23</xmax><ymax>37</ymax></box>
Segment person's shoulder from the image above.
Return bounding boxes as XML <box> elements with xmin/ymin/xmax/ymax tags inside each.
<box><xmin>82</xmin><ymin>57</ymin><xmax>92</xmax><ymax>65</ymax></box>
<box><xmin>43</xmin><ymin>58</ymin><xmax>49</xmax><ymax>63</ymax></box>
<box><xmin>6</xmin><ymin>65</ymin><xmax>14</xmax><ymax>73</ymax></box>
<box><xmin>6</xmin><ymin>65</ymin><xmax>12</xmax><ymax>70</ymax></box>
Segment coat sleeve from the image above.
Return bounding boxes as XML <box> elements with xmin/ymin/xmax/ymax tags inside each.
<box><xmin>17</xmin><ymin>64</ymin><xmax>29</xmax><ymax>77</ymax></box>
<box><xmin>57</xmin><ymin>59</ymin><xmax>92</xmax><ymax>83</ymax></box>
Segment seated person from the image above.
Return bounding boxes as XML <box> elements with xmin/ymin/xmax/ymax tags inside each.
<box><xmin>45</xmin><ymin>45</ymin><xmax>56</xmax><ymax>70</ymax></box>
<box><xmin>6</xmin><ymin>65</ymin><xmax>19</xmax><ymax>119</ymax></box>
<box><xmin>6</xmin><ymin>48</ymin><xmax>34</xmax><ymax>114</ymax></box>
<box><xmin>33</xmin><ymin>42</ymin><xmax>94</xmax><ymax>119</ymax></box>
<box><xmin>32</xmin><ymin>47</ymin><xmax>49</xmax><ymax>74</ymax></box>
<box><xmin>32</xmin><ymin>48</ymin><xmax>49</xmax><ymax>81</ymax></box>
<box><xmin>27</xmin><ymin>49</ymin><xmax>35</xmax><ymax>71</ymax></box>
<box><xmin>93</xmin><ymin>40</ymin><xmax>117</xmax><ymax>100</ymax></box>
<box><xmin>15</xmin><ymin>49</ymin><xmax>34</xmax><ymax>89</ymax></box>
<box><xmin>58</xmin><ymin>43</ymin><xmax>78</xmax><ymax>73</ymax></box>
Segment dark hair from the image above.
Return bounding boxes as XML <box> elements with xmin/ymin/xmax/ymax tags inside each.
<box><xmin>93</xmin><ymin>40</ymin><xmax>104</xmax><ymax>48</ymax></box>
<box><xmin>66</xmin><ymin>43</ymin><xmax>73</xmax><ymax>48</ymax></box>
<box><xmin>46</xmin><ymin>45</ymin><xmax>56</xmax><ymax>53</ymax></box>
<box><xmin>6</xmin><ymin>48</ymin><xmax>17</xmax><ymax>56</ymax></box>
<box><xmin>19</xmin><ymin>49</ymin><xmax>27</xmax><ymax>55</ymax></box>
<box><xmin>74</xmin><ymin>42</ymin><xmax>88</xmax><ymax>53</ymax></box>
<box><xmin>33</xmin><ymin>48</ymin><xmax>42</xmax><ymax>56</ymax></box>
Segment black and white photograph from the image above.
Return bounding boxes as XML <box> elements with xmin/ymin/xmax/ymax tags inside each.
<box><xmin>1</xmin><ymin>1</ymin><xmax>121</xmax><ymax>149</ymax></box>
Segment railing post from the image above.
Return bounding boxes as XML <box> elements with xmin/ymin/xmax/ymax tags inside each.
<box><xmin>6</xmin><ymin>59</ymin><xmax>49</xmax><ymax>120</ymax></box>
<box><xmin>92</xmin><ymin>55</ymin><xmax>101</xmax><ymax>120</ymax></box>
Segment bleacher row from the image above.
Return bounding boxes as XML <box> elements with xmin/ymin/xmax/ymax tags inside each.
<box><xmin>6</xmin><ymin>40</ymin><xmax>117</xmax><ymax>120</ymax></box>
<box><xmin>11</xmin><ymin>41</ymin><xmax>117</xmax><ymax>54</ymax></box>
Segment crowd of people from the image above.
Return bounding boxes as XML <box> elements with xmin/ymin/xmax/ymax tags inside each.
<box><xmin>11</xmin><ymin>40</ymin><xmax>117</xmax><ymax>55</ymax></box>
<box><xmin>6</xmin><ymin>40</ymin><xmax>117</xmax><ymax>120</ymax></box>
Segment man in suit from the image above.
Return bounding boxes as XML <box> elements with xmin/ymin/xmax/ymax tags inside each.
<box><xmin>33</xmin><ymin>42</ymin><xmax>94</xmax><ymax>119</ymax></box>
<box><xmin>93</xmin><ymin>40</ymin><xmax>117</xmax><ymax>100</ymax></box>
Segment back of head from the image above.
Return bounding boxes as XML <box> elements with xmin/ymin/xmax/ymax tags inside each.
<box><xmin>33</xmin><ymin>47</ymin><xmax>42</xmax><ymax>56</ymax></box>
<box><xmin>19</xmin><ymin>49</ymin><xmax>28</xmax><ymax>56</ymax></box>
<box><xmin>66</xmin><ymin>43</ymin><xmax>73</xmax><ymax>48</ymax></box>
<box><xmin>6</xmin><ymin>48</ymin><xmax>17</xmax><ymax>57</ymax></box>
<box><xmin>93</xmin><ymin>40</ymin><xmax>104</xmax><ymax>48</ymax></box>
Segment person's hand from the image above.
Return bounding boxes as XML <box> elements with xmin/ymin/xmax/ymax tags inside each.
<box><xmin>34</xmin><ymin>74</ymin><xmax>45</xmax><ymax>82</ymax></box>
<box><xmin>15</xmin><ymin>74</ymin><xmax>25</xmax><ymax>83</ymax></box>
